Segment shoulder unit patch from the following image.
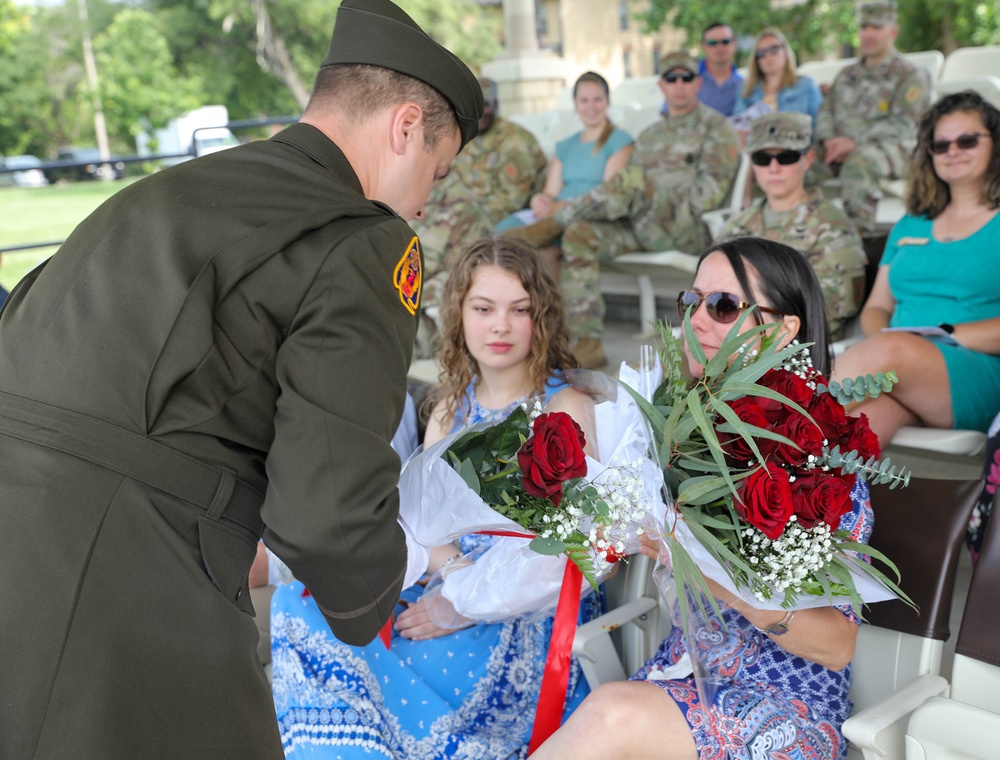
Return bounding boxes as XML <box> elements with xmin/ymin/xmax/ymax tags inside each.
<box><xmin>393</xmin><ymin>236</ymin><xmax>422</xmax><ymax>315</ymax></box>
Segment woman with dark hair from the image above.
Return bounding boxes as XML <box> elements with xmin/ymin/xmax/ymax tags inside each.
<box><xmin>534</xmin><ymin>237</ymin><xmax>871</xmax><ymax>760</ymax></box>
<box><xmin>733</xmin><ymin>28</ymin><xmax>823</xmax><ymax>125</ymax></box>
<box><xmin>833</xmin><ymin>90</ymin><xmax>1000</xmax><ymax>443</ymax></box>
<box><xmin>495</xmin><ymin>71</ymin><xmax>633</xmax><ymax>233</ymax></box>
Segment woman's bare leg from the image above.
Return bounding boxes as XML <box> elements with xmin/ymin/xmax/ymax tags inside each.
<box><xmin>532</xmin><ymin>681</ymin><xmax>698</xmax><ymax>760</ymax></box>
<box><xmin>832</xmin><ymin>332</ymin><xmax>953</xmax><ymax>442</ymax></box>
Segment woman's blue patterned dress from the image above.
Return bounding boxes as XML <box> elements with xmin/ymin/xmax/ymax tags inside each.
<box><xmin>270</xmin><ymin>375</ymin><xmax>600</xmax><ymax>758</ymax></box>
<box><xmin>631</xmin><ymin>478</ymin><xmax>874</xmax><ymax>760</ymax></box>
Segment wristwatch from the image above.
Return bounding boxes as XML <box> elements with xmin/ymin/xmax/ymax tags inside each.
<box><xmin>755</xmin><ymin>610</ymin><xmax>795</xmax><ymax>636</ymax></box>
<box><xmin>938</xmin><ymin>323</ymin><xmax>955</xmax><ymax>335</ymax></box>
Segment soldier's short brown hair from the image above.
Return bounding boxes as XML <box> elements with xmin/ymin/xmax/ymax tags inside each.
<box><xmin>307</xmin><ymin>64</ymin><xmax>459</xmax><ymax>150</ymax></box>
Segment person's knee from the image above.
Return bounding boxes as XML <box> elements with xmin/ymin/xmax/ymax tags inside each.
<box><xmin>562</xmin><ymin>221</ymin><xmax>598</xmax><ymax>262</ymax></box>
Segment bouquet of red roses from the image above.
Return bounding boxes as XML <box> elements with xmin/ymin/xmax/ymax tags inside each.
<box><xmin>625</xmin><ymin>314</ymin><xmax>911</xmax><ymax>616</ymax></box>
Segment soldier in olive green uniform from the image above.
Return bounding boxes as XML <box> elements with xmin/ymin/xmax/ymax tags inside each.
<box><xmin>812</xmin><ymin>1</ymin><xmax>930</xmax><ymax>234</ymax></box>
<box><xmin>510</xmin><ymin>51</ymin><xmax>740</xmax><ymax>366</ymax></box>
<box><xmin>719</xmin><ymin>112</ymin><xmax>867</xmax><ymax>340</ymax></box>
<box><xmin>0</xmin><ymin>2</ymin><xmax>482</xmax><ymax>758</ymax></box>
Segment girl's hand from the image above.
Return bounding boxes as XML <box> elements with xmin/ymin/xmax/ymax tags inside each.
<box><xmin>395</xmin><ymin>599</ymin><xmax>467</xmax><ymax>640</ymax></box>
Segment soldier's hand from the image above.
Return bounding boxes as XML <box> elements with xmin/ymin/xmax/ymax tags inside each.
<box><xmin>824</xmin><ymin>137</ymin><xmax>856</xmax><ymax>165</ymax></box>
<box><xmin>530</xmin><ymin>193</ymin><xmax>555</xmax><ymax>219</ymax></box>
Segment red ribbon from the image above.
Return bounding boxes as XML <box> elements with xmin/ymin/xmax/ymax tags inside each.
<box><xmin>527</xmin><ymin>558</ymin><xmax>583</xmax><ymax>755</ymax></box>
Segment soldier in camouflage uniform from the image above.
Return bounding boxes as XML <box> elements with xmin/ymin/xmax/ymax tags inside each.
<box><xmin>409</xmin><ymin>173</ymin><xmax>492</xmax><ymax>357</ymax></box>
<box><xmin>718</xmin><ymin>112</ymin><xmax>867</xmax><ymax>340</ymax></box>
<box><xmin>508</xmin><ymin>51</ymin><xmax>740</xmax><ymax>366</ymax></box>
<box><xmin>812</xmin><ymin>1</ymin><xmax>930</xmax><ymax>234</ymax></box>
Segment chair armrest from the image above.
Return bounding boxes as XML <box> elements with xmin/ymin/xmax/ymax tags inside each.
<box><xmin>572</xmin><ymin>596</ymin><xmax>657</xmax><ymax>689</ymax></box>
<box><xmin>842</xmin><ymin>674</ymin><xmax>949</xmax><ymax>760</ymax></box>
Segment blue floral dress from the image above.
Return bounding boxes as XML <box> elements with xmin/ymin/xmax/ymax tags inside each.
<box><xmin>631</xmin><ymin>478</ymin><xmax>873</xmax><ymax>760</ymax></box>
<box><xmin>270</xmin><ymin>374</ymin><xmax>601</xmax><ymax>759</ymax></box>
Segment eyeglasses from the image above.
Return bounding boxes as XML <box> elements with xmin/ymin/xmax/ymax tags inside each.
<box><xmin>750</xmin><ymin>149</ymin><xmax>805</xmax><ymax>166</ymax></box>
<box><xmin>755</xmin><ymin>44</ymin><xmax>784</xmax><ymax>59</ymax></box>
<box><xmin>677</xmin><ymin>290</ymin><xmax>784</xmax><ymax>324</ymax></box>
<box><xmin>926</xmin><ymin>132</ymin><xmax>991</xmax><ymax>155</ymax></box>
<box><xmin>705</xmin><ymin>38</ymin><xmax>733</xmax><ymax>46</ymax></box>
<box><xmin>662</xmin><ymin>71</ymin><xmax>696</xmax><ymax>84</ymax></box>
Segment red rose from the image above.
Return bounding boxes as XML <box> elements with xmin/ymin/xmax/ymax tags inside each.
<box><xmin>791</xmin><ymin>472</ymin><xmax>855</xmax><ymax>529</ymax></box>
<box><xmin>807</xmin><ymin>392</ymin><xmax>851</xmax><ymax>446</ymax></box>
<box><xmin>517</xmin><ymin>412</ymin><xmax>588</xmax><ymax>506</ymax></box>
<box><xmin>771</xmin><ymin>412</ymin><xmax>825</xmax><ymax>467</ymax></box>
<box><xmin>719</xmin><ymin>397</ymin><xmax>775</xmax><ymax>464</ymax></box>
<box><xmin>761</xmin><ymin>369</ymin><xmax>815</xmax><ymax>409</ymax></box>
<box><xmin>736</xmin><ymin>462</ymin><xmax>794</xmax><ymax>540</ymax></box>
<box><xmin>844</xmin><ymin>413</ymin><xmax>882</xmax><ymax>462</ymax></box>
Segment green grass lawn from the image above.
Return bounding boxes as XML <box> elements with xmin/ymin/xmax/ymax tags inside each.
<box><xmin>0</xmin><ymin>178</ymin><xmax>140</xmax><ymax>291</ymax></box>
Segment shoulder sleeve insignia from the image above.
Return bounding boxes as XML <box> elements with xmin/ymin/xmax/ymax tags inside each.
<box><xmin>393</xmin><ymin>236</ymin><xmax>422</xmax><ymax>315</ymax></box>
<box><xmin>904</xmin><ymin>84</ymin><xmax>922</xmax><ymax>104</ymax></box>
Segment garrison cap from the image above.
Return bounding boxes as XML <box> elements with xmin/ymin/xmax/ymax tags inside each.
<box><xmin>321</xmin><ymin>0</ymin><xmax>483</xmax><ymax>148</ymax></box>
<box><xmin>745</xmin><ymin>111</ymin><xmax>813</xmax><ymax>153</ymax></box>
<box><xmin>858</xmin><ymin>1</ymin><xmax>897</xmax><ymax>27</ymax></box>
<box><xmin>658</xmin><ymin>50</ymin><xmax>700</xmax><ymax>76</ymax></box>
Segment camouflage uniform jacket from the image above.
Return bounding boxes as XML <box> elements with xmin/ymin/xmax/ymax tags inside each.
<box><xmin>564</xmin><ymin>103</ymin><xmax>739</xmax><ymax>251</ymax></box>
<box><xmin>450</xmin><ymin>116</ymin><xmax>547</xmax><ymax>224</ymax></box>
<box><xmin>815</xmin><ymin>51</ymin><xmax>930</xmax><ymax>157</ymax></box>
<box><xmin>717</xmin><ymin>186</ymin><xmax>867</xmax><ymax>338</ymax></box>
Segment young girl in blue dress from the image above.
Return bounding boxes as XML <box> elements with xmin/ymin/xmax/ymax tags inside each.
<box><xmin>270</xmin><ymin>236</ymin><xmax>600</xmax><ymax>759</ymax></box>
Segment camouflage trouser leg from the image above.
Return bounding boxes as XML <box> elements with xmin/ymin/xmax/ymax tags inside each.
<box><xmin>561</xmin><ymin>219</ymin><xmax>643</xmax><ymax>341</ymax></box>
<box><xmin>838</xmin><ymin>145</ymin><xmax>894</xmax><ymax>235</ymax></box>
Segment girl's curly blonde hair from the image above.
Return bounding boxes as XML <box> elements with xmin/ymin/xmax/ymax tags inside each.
<box><xmin>430</xmin><ymin>236</ymin><xmax>578</xmax><ymax>428</ymax></box>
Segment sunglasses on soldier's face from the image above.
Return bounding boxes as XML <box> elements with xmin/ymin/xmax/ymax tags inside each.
<box><xmin>662</xmin><ymin>71</ymin><xmax>696</xmax><ymax>84</ymax></box>
<box><xmin>705</xmin><ymin>38</ymin><xmax>733</xmax><ymax>46</ymax></box>
<box><xmin>677</xmin><ymin>290</ymin><xmax>784</xmax><ymax>324</ymax></box>
<box><xmin>750</xmin><ymin>149</ymin><xmax>805</xmax><ymax>166</ymax></box>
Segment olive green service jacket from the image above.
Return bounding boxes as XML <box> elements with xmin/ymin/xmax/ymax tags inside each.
<box><xmin>0</xmin><ymin>124</ymin><xmax>417</xmax><ymax>758</ymax></box>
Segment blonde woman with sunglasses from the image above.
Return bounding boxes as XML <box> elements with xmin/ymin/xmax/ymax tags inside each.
<box><xmin>833</xmin><ymin>90</ymin><xmax>1000</xmax><ymax>443</ymax></box>
<box><xmin>534</xmin><ymin>238</ymin><xmax>876</xmax><ymax>760</ymax></box>
<box><xmin>733</xmin><ymin>28</ymin><xmax>823</xmax><ymax>125</ymax></box>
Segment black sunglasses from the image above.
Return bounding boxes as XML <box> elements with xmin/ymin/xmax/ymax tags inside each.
<box><xmin>750</xmin><ymin>149</ymin><xmax>805</xmax><ymax>166</ymax></box>
<box><xmin>755</xmin><ymin>44</ymin><xmax>784</xmax><ymax>59</ymax></box>
<box><xmin>705</xmin><ymin>38</ymin><xmax>733</xmax><ymax>46</ymax></box>
<box><xmin>662</xmin><ymin>71</ymin><xmax>696</xmax><ymax>84</ymax></box>
<box><xmin>677</xmin><ymin>290</ymin><xmax>784</xmax><ymax>324</ymax></box>
<box><xmin>927</xmin><ymin>132</ymin><xmax>991</xmax><ymax>155</ymax></box>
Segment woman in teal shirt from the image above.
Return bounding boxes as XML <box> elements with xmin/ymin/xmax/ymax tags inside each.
<box><xmin>496</xmin><ymin>72</ymin><xmax>633</xmax><ymax>232</ymax></box>
<box><xmin>834</xmin><ymin>91</ymin><xmax>1000</xmax><ymax>440</ymax></box>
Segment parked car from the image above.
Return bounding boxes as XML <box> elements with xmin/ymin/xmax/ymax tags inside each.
<box><xmin>0</xmin><ymin>155</ymin><xmax>49</xmax><ymax>188</ymax></box>
<box><xmin>46</xmin><ymin>147</ymin><xmax>126</xmax><ymax>182</ymax></box>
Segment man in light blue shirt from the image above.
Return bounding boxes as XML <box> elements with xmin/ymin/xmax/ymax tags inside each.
<box><xmin>698</xmin><ymin>22</ymin><xmax>743</xmax><ymax>116</ymax></box>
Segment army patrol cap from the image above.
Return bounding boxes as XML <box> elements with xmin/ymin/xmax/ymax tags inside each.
<box><xmin>658</xmin><ymin>50</ymin><xmax>700</xmax><ymax>76</ymax></box>
<box><xmin>858</xmin><ymin>1</ymin><xmax>897</xmax><ymax>27</ymax></box>
<box><xmin>321</xmin><ymin>0</ymin><xmax>484</xmax><ymax>149</ymax></box>
<box><xmin>745</xmin><ymin>112</ymin><xmax>813</xmax><ymax>153</ymax></box>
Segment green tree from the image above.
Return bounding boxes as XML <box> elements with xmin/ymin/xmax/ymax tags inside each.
<box><xmin>638</xmin><ymin>0</ymin><xmax>857</xmax><ymax>61</ymax></box>
<box><xmin>895</xmin><ymin>0</ymin><xmax>1000</xmax><ymax>54</ymax></box>
<box><xmin>93</xmin><ymin>8</ymin><xmax>202</xmax><ymax>150</ymax></box>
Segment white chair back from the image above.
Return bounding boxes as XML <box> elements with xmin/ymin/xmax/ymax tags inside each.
<box><xmin>796</xmin><ymin>57</ymin><xmax>858</xmax><ymax>87</ymax></box>
<box><xmin>611</xmin><ymin>76</ymin><xmax>663</xmax><ymax>110</ymax></box>
<box><xmin>902</xmin><ymin>50</ymin><xmax>944</xmax><ymax>82</ymax></box>
<box><xmin>941</xmin><ymin>45</ymin><xmax>1000</xmax><ymax>82</ymax></box>
<box><xmin>934</xmin><ymin>76</ymin><xmax>1000</xmax><ymax>109</ymax></box>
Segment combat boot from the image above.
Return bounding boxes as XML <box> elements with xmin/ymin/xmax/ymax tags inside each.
<box><xmin>500</xmin><ymin>217</ymin><xmax>563</xmax><ymax>248</ymax></box>
<box><xmin>572</xmin><ymin>339</ymin><xmax>607</xmax><ymax>369</ymax></box>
